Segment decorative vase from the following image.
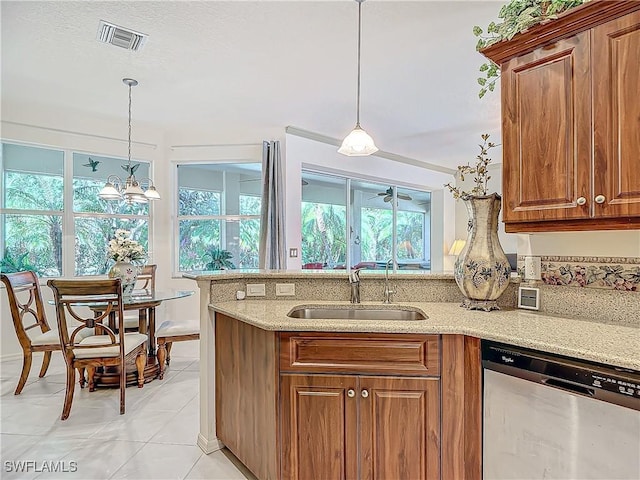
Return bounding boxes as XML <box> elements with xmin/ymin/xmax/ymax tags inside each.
<box><xmin>108</xmin><ymin>261</ymin><xmax>139</xmax><ymax>296</ymax></box>
<box><xmin>454</xmin><ymin>193</ymin><xmax>511</xmax><ymax>311</ymax></box>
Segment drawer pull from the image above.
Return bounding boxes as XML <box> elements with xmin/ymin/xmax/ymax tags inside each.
<box><xmin>347</xmin><ymin>389</ymin><xmax>356</xmax><ymax>398</ymax></box>
<box><xmin>594</xmin><ymin>194</ymin><xmax>606</xmax><ymax>204</ymax></box>
<box><xmin>361</xmin><ymin>389</ymin><xmax>369</xmax><ymax>398</ymax></box>
<box><xmin>576</xmin><ymin>196</ymin><xmax>587</xmax><ymax>206</ymax></box>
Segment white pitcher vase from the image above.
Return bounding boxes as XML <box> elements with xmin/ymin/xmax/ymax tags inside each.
<box><xmin>108</xmin><ymin>261</ymin><xmax>139</xmax><ymax>296</ymax></box>
<box><xmin>454</xmin><ymin>193</ymin><xmax>511</xmax><ymax>311</ymax></box>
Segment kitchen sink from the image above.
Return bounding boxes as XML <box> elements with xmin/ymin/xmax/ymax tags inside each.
<box><xmin>287</xmin><ymin>306</ymin><xmax>427</xmax><ymax>321</ymax></box>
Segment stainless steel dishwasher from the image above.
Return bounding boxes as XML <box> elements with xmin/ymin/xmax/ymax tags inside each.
<box><xmin>482</xmin><ymin>340</ymin><xmax>640</xmax><ymax>479</ymax></box>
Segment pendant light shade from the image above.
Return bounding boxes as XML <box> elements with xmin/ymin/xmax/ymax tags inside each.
<box><xmin>339</xmin><ymin>0</ymin><xmax>378</xmax><ymax>157</ymax></box>
<box><xmin>98</xmin><ymin>78</ymin><xmax>160</xmax><ymax>203</ymax></box>
<box><xmin>338</xmin><ymin>125</ymin><xmax>378</xmax><ymax>156</ymax></box>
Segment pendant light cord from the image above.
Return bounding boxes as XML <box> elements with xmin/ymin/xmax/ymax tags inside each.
<box><xmin>127</xmin><ymin>82</ymin><xmax>133</xmax><ymax>170</ymax></box>
<box><xmin>355</xmin><ymin>0</ymin><xmax>362</xmax><ymax>127</ymax></box>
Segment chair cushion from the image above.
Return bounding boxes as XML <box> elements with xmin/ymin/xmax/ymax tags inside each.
<box><xmin>31</xmin><ymin>324</ymin><xmax>93</xmax><ymax>347</ymax></box>
<box><xmin>73</xmin><ymin>333</ymin><xmax>147</xmax><ymax>359</ymax></box>
<box><xmin>156</xmin><ymin>320</ymin><xmax>200</xmax><ymax>338</ymax></box>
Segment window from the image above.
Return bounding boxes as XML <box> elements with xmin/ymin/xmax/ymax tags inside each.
<box><xmin>301</xmin><ymin>171</ymin><xmax>431</xmax><ymax>270</ymax></box>
<box><xmin>176</xmin><ymin>163</ymin><xmax>261</xmax><ymax>271</ymax></box>
<box><xmin>73</xmin><ymin>153</ymin><xmax>149</xmax><ymax>276</ymax></box>
<box><xmin>1</xmin><ymin>142</ymin><xmax>151</xmax><ymax>277</ymax></box>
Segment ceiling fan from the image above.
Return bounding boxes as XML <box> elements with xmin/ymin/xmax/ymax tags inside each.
<box><xmin>377</xmin><ymin>187</ymin><xmax>412</xmax><ymax>202</ymax></box>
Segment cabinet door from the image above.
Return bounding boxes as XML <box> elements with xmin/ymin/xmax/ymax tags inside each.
<box><xmin>281</xmin><ymin>374</ymin><xmax>358</xmax><ymax>480</ymax></box>
<box><xmin>501</xmin><ymin>32</ymin><xmax>591</xmax><ymax>224</ymax></box>
<box><xmin>359</xmin><ymin>376</ymin><xmax>441</xmax><ymax>480</ymax></box>
<box><xmin>592</xmin><ymin>10</ymin><xmax>640</xmax><ymax>219</ymax></box>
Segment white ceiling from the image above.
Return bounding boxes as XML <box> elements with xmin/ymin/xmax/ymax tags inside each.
<box><xmin>1</xmin><ymin>0</ymin><xmax>502</xmax><ymax>169</ymax></box>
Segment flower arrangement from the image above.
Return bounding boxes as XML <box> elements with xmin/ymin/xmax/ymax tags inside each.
<box><xmin>107</xmin><ymin>229</ymin><xmax>146</xmax><ymax>265</ymax></box>
<box><xmin>444</xmin><ymin>134</ymin><xmax>498</xmax><ymax>199</ymax></box>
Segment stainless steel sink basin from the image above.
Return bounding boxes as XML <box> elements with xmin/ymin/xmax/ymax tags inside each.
<box><xmin>287</xmin><ymin>306</ymin><xmax>427</xmax><ymax>321</ymax></box>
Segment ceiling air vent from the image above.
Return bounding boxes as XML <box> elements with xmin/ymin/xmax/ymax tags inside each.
<box><xmin>97</xmin><ymin>20</ymin><xmax>147</xmax><ymax>51</ymax></box>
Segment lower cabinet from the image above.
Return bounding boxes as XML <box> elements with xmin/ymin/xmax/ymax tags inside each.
<box><xmin>215</xmin><ymin>315</ymin><xmax>481</xmax><ymax>480</ymax></box>
<box><xmin>281</xmin><ymin>374</ymin><xmax>440</xmax><ymax>480</ymax></box>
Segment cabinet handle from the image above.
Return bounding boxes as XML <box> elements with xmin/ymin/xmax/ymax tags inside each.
<box><xmin>576</xmin><ymin>197</ymin><xmax>587</xmax><ymax>206</ymax></box>
<box><xmin>361</xmin><ymin>389</ymin><xmax>369</xmax><ymax>398</ymax></box>
<box><xmin>594</xmin><ymin>194</ymin><xmax>606</xmax><ymax>204</ymax></box>
<box><xmin>347</xmin><ymin>389</ymin><xmax>355</xmax><ymax>398</ymax></box>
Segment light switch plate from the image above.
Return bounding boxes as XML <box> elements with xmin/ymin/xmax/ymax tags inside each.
<box><xmin>518</xmin><ymin>286</ymin><xmax>540</xmax><ymax>310</ymax></box>
<box><xmin>275</xmin><ymin>283</ymin><xmax>295</xmax><ymax>296</ymax></box>
<box><xmin>246</xmin><ymin>283</ymin><xmax>266</xmax><ymax>297</ymax></box>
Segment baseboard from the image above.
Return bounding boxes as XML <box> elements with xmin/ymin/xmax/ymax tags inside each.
<box><xmin>197</xmin><ymin>434</ymin><xmax>225</xmax><ymax>454</ymax></box>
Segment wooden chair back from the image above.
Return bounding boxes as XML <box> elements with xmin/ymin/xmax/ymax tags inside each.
<box><xmin>47</xmin><ymin>279</ymin><xmax>125</xmax><ymax>362</ymax></box>
<box><xmin>1</xmin><ymin>270</ymin><xmax>62</xmax><ymax>394</ymax></box>
<box><xmin>136</xmin><ymin>264</ymin><xmax>156</xmax><ymax>292</ymax></box>
<box><xmin>0</xmin><ymin>271</ymin><xmax>51</xmax><ymax>348</ymax></box>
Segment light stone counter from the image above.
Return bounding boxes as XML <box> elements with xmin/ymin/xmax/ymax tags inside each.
<box><xmin>210</xmin><ymin>299</ymin><xmax>640</xmax><ymax>371</ymax></box>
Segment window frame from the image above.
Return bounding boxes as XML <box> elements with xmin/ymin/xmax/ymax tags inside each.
<box><xmin>1</xmin><ymin>140</ymin><xmax>154</xmax><ymax>278</ymax></box>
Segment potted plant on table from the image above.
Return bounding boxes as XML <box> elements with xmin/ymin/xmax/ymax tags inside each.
<box><xmin>107</xmin><ymin>229</ymin><xmax>147</xmax><ymax>296</ymax></box>
<box><xmin>445</xmin><ymin>134</ymin><xmax>511</xmax><ymax>311</ymax></box>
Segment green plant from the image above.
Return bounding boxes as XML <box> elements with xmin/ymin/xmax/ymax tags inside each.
<box><xmin>202</xmin><ymin>248</ymin><xmax>236</xmax><ymax>270</ymax></box>
<box><xmin>0</xmin><ymin>248</ymin><xmax>40</xmax><ymax>274</ymax></box>
<box><xmin>474</xmin><ymin>0</ymin><xmax>588</xmax><ymax>98</ymax></box>
<box><xmin>444</xmin><ymin>134</ymin><xmax>498</xmax><ymax>199</ymax></box>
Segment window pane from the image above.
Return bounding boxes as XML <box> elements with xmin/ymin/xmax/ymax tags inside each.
<box><xmin>240</xmin><ymin>195</ymin><xmax>261</xmax><ymax>215</ymax></box>
<box><xmin>75</xmin><ymin>218</ymin><xmax>148</xmax><ymax>276</ymax></box>
<box><xmin>361</xmin><ymin>208</ymin><xmax>393</xmax><ymax>262</ymax></box>
<box><xmin>179</xmin><ymin>188</ymin><xmax>220</xmax><ymax>216</ymax></box>
<box><xmin>300</xmin><ymin>172</ymin><xmax>347</xmax><ymax>268</ymax></box>
<box><xmin>3</xmin><ymin>144</ymin><xmax>64</xmax><ymax>211</ymax></box>
<box><xmin>179</xmin><ymin>219</ymin><xmax>221</xmax><ymax>271</ymax></box>
<box><xmin>239</xmin><ymin>219</ymin><xmax>260</xmax><ymax>268</ymax></box>
<box><xmin>396</xmin><ymin>187</ymin><xmax>430</xmax><ymax>269</ymax></box>
<box><xmin>177</xmin><ymin>163</ymin><xmax>262</xmax><ymax>272</ymax></box>
<box><xmin>73</xmin><ymin>153</ymin><xmax>148</xmax><ymax>215</ymax></box>
<box><xmin>1</xmin><ymin>213</ymin><xmax>62</xmax><ymax>276</ymax></box>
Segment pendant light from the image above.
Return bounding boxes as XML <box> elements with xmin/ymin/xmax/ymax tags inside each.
<box><xmin>99</xmin><ymin>78</ymin><xmax>160</xmax><ymax>203</ymax></box>
<box><xmin>338</xmin><ymin>0</ymin><xmax>378</xmax><ymax>156</ymax></box>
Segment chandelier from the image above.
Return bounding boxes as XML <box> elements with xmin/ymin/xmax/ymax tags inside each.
<box><xmin>98</xmin><ymin>78</ymin><xmax>160</xmax><ymax>204</ymax></box>
<box><xmin>338</xmin><ymin>0</ymin><xmax>378</xmax><ymax>156</ymax></box>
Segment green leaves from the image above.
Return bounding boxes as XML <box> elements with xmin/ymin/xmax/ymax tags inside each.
<box><xmin>473</xmin><ymin>0</ymin><xmax>587</xmax><ymax>99</ymax></box>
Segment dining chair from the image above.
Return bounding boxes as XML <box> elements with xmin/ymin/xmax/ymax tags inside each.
<box><xmin>47</xmin><ymin>278</ymin><xmax>148</xmax><ymax>420</ymax></box>
<box><xmin>156</xmin><ymin>320</ymin><xmax>200</xmax><ymax>379</ymax></box>
<box><xmin>120</xmin><ymin>264</ymin><xmax>157</xmax><ymax>331</ymax></box>
<box><xmin>1</xmin><ymin>271</ymin><xmax>87</xmax><ymax>395</ymax></box>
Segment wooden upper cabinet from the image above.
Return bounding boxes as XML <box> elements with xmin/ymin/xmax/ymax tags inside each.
<box><xmin>592</xmin><ymin>10</ymin><xmax>640</xmax><ymax>219</ymax></box>
<box><xmin>501</xmin><ymin>32</ymin><xmax>591</xmax><ymax>224</ymax></box>
<box><xmin>483</xmin><ymin>1</ymin><xmax>640</xmax><ymax>232</ymax></box>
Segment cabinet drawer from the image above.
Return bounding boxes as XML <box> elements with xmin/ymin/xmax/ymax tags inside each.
<box><xmin>279</xmin><ymin>332</ymin><xmax>440</xmax><ymax>376</ymax></box>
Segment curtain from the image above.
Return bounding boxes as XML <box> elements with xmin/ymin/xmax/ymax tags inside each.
<box><xmin>259</xmin><ymin>140</ymin><xmax>286</xmax><ymax>269</ymax></box>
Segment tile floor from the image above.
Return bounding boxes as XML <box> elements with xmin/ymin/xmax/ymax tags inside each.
<box><xmin>0</xmin><ymin>342</ymin><xmax>256</xmax><ymax>480</ymax></box>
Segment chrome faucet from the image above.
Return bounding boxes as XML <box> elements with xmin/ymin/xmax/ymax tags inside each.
<box><xmin>349</xmin><ymin>268</ymin><xmax>361</xmax><ymax>304</ymax></box>
<box><xmin>383</xmin><ymin>259</ymin><xmax>395</xmax><ymax>304</ymax></box>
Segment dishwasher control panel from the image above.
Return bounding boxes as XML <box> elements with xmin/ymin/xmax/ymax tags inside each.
<box><xmin>482</xmin><ymin>341</ymin><xmax>640</xmax><ymax>408</ymax></box>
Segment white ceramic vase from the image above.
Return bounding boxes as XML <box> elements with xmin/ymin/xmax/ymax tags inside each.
<box><xmin>454</xmin><ymin>193</ymin><xmax>511</xmax><ymax>311</ymax></box>
<box><xmin>108</xmin><ymin>261</ymin><xmax>139</xmax><ymax>296</ymax></box>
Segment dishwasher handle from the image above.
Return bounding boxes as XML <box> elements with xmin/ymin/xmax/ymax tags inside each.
<box><xmin>541</xmin><ymin>377</ymin><xmax>596</xmax><ymax>397</ymax></box>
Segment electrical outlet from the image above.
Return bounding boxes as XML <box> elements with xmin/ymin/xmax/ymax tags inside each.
<box><xmin>289</xmin><ymin>248</ymin><xmax>298</xmax><ymax>258</ymax></box>
<box><xmin>246</xmin><ymin>283</ymin><xmax>266</xmax><ymax>297</ymax></box>
<box><xmin>276</xmin><ymin>283</ymin><xmax>295</xmax><ymax>296</ymax></box>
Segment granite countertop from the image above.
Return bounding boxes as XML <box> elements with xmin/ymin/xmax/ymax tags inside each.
<box><xmin>209</xmin><ymin>300</ymin><xmax>640</xmax><ymax>371</ymax></box>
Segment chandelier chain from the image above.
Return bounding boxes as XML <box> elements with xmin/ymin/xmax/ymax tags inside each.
<box><xmin>127</xmin><ymin>82</ymin><xmax>132</xmax><ymax>168</ymax></box>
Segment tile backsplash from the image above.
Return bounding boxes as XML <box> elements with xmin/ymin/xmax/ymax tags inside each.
<box><xmin>518</xmin><ymin>256</ymin><xmax>640</xmax><ymax>292</ymax></box>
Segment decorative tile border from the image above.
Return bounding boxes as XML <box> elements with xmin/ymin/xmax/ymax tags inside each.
<box><xmin>517</xmin><ymin>256</ymin><xmax>640</xmax><ymax>292</ymax></box>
